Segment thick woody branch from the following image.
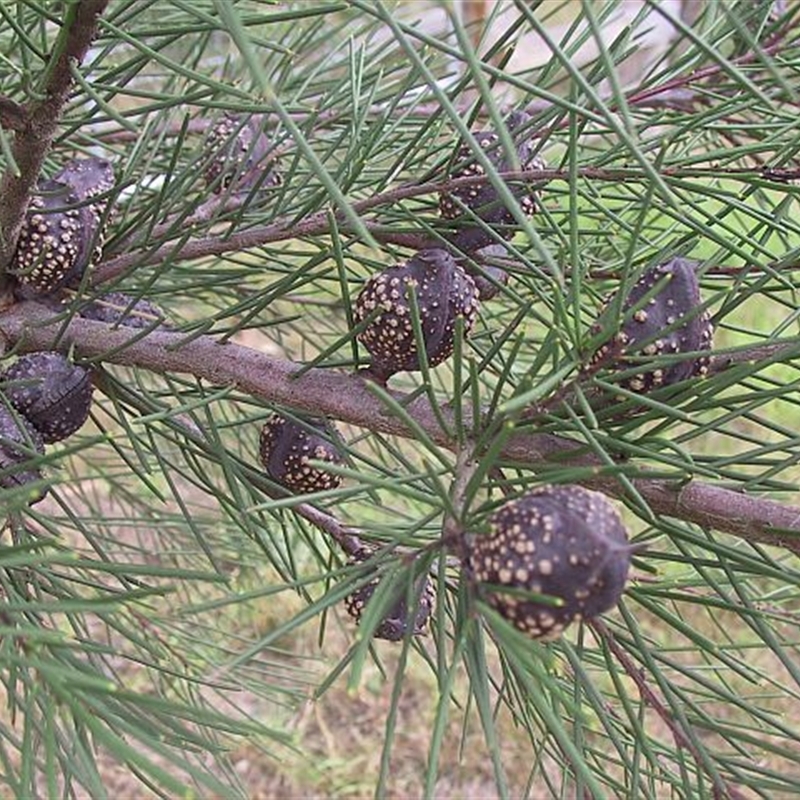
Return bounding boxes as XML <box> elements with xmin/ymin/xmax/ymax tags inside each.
<box><xmin>0</xmin><ymin>1</ymin><xmax>109</xmax><ymax>273</ymax></box>
<box><xmin>0</xmin><ymin>98</ymin><xmax>27</xmax><ymax>133</ymax></box>
<box><xmin>2</xmin><ymin>302</ymin><xmax>799</xmax><ymax>553</ymax></box>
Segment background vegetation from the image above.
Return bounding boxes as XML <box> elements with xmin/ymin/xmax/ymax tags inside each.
<box><xmin>2</xmin><ymin>0</ymin><xmax>800</xmax><ymax>797</ymax></box>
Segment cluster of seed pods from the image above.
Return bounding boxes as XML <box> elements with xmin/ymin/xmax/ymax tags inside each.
<box><xmin>332</xmin><ymin>116</ymin><xmax>550</xmax><ymax>636</ymax></box>
<box><xmin>2</xmin><ymin>113</ymin><xmax>714</xmax><ymax>642</ymax></box>
<box><xmin>0</xmin><ymin>290</ymin><xmax>170</xmax><ymax>504</ymax></box>
<box><xmin>352</xmin><ymin>111</ymin><xmax>551</xmax><ymax>383</ymax></box>
<box><xmin>257</xmin><ymin>411</ymin><xmax>437</xmax><ymax>640</ymax></box>
<box><xmin>253</xmin><ymin>113</ymin><xmax>710</xmax><ymax>641</ymax></box>
<box><xmin>455</xmin><ymin>257</ymin><xmax>713</xmax><ymax>638</ymax></box>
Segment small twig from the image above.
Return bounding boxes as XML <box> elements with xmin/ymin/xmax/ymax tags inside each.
<box><xmin>584</xmin><ymin>261</ymin><xmax>800</xmax><ymax>280</ymax></box>
<box><xmin>622</xmin><ymin>35</ymin><xmax>789</xmax><ymax>110</ymax></box>
<box><xmin>75</xmin><ymin>109</ymin><xmax>346</xmax><ymax>145</ymax></box>
<box><xmin>487</xmin><ymin>467</ymin><xmax>514</xmax><ymax>497</ymax></box>
<box><xmin>78</xmin><ymin>117</ymin><xmax>210</xmax><ymax>145</ymax></box>
<box><xmin>590</xmin><ymin>619</ymin><xmax>699</xmax><ymax>752</ymax></box>
<box><xmin>519</xmin><ymin>336</ymin><xmax>800</xmax><ymax>424</ymax></box>
<box><xmin>109</xmin><ymin>193</ymin><xmax>234</xmax><ymax>256</ymax></box>
<box><xmin>441</xmin><ymin>445</ymin><xmax>480</xmax><ymax>557</ymax></box>
<box><xmin>590</xmin><ymin>619</ymin><xmax>747</xmax><ymax>800</ymax></box>
<box><xmin>68</xmin><ymin>36</ymin><xmax>770</xmax><ymax>151</ymax></box>
<box><xmin>291</xmin><ymin>502</ymin><xmax>363</xmax><ymax>558</ymax></box>
<box><xmin>480</xmin><ymin>257</ymin><xmax>800</xmax><ymax>282</ymax></box>
<box><xmin>114</xmin><ymin>133</ymin><xmax>288</xmax><ymax>251</ymax></box>
<box><xmin>707</xmin><ymin>339</ymin><xmax>800</xmax><ymax>374</ymax></box>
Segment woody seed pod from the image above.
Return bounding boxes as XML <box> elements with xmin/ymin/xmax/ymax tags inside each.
<box><xmin>54</xmin><ymin>157</ymin><xmax>115</xmax><ymax>217</ymax></box>
<box><xmin>0</xmin><ymin>405</ymin><xmax>45</xmax><ymax>497</ymax></box>
<box><xmin>590</xmin><ymin>257</ymin><xmax>714</xmax><ymax>393</ymax></box>
<box><xmin>354</xmin><ymin>248</ymin><xmax>480</xmax><ymax>382</ymax></box>
<box><xmin>344</xmin><ymin>547</ymin><xmax>435</xmax><ymax>641</ymax></box>
<box><xmin>259</xmin><ymin>413</ymin><xmax>343</xmax><ymax>494</ymax></box>
<box><xmin>466</xmin><ymin>485</ymin><xmax>632</xmax><ymax>640</ymax></box>
<box><xmin>440</xmin><ymin>110</ymin><xmax>546</xmax><ymax>252</ymax></box>
<box><xmin>11</xmin><ymin>157</ymin><xmax>115</xmax><ymax>298</ymax></box>
<box><xmin>204</xmin><ymin>113</ymin><xmax>281</xmax><ymax>194</ymax></box>
<box><xmin>2</xmin><ymin>353</ymin><xmax>94</xmax><ymax>444</ymax></box>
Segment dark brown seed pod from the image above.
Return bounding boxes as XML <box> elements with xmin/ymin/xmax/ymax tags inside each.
<box><xmin>344</xmin><ymin>547</ymin><xmax>435</xmax><ymax>641</ymax></box>
<box><xmin>54</xmin><ymin>157</ymin><xmax>115</xmax><ymax>216</ymax></box>
<box><xmin>258</xmin><ymin>413</ymin><xmax>343</xmax><ymax>494</ymax></box>
<box><xmin>80</xmin><ymin>292</ymin><xmax>170</xmax><ymax>329</ymax></box>
<box><xmin>354</xmin><ymin>248</ymin><xmax>480</xmax><ymax>382</ymax></box>
<box><xmin>204</xmin><ymin>113</ymin><xmax>281</xmax><ymax>194</ymax></box>
<box><xmin>11</xmin><ymin>157</ymin><xmax>115</xmax><ymax>298</ymax></box>
<box><xmin>466</xmin><ymin>485</ymin><xmax>632</xmax><ymax>640</ymax></box>
<box><xmin>2</xmin><ymin>353</ymin><xmax>94</xmax><ymax>444</ymax></box>
<box><xmin>0</xmin><ymin>405</ymin><xmax>45</xmax><ymax>499</ymax></box>
<box><xmin>589</xmin><ymin>258</ymin><xmax>714</xmax><ymax>393</ymax></box>
<box><xmin>11</xmin><ymin>181</ymin><xmax>94</xmax><ymax>297</ymax></box>
<box><xmin>440</xmin><ymin>110</ymin><xmax>546</xmax><ymax>253</ymax></box>
<box><xmin>59</xmin><ymin>156</ymin><xmax>115</xmax><ymax>273</ymax></box>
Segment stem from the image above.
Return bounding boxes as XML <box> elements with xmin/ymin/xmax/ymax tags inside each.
<box><xmin>441</xmin><ymin>445</ymin><xmax>479</xmax><ymax>556</ymax></box>
<box><xmin>622</xmin><ymin>33</ymin><xmax>790</xmax><ymax>108</ymax></box>
<box><xmin>93</xmin><ymin>162</ymin><xmax>800</xmax><ymax>286</ymax></box>
<box><xmin>292</xmin><ymin>503</ymin><xmax>363</xmax><ymax>558</ymax></box>
<box><xmin>590</xmin><ymin>619</ymin><xmax>745</xmax><ymax>800</ymax></box>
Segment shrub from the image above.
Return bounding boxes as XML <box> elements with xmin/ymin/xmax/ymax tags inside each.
<box><xmin>1</xmin><ymin>1</ymin><xmax>799</xmax><ymax>797</ymax></box>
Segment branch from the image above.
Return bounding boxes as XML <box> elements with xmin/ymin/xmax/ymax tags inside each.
<box><xmin>620</xmin><ymin>33</ymin><xmax>791</xmax><ymax>109</ymax></box>
<box><xmin>441</xmin><ymin>445</ymin><xmax>480</xmax><ymax>557</ymax></box>
<box><xmin>0</xmin><ymin>0</ymin><xmax>110</xmax><ymax>275</ymax></box>
<box><xmin>291</xmin><ymin>503</ymin><xmax>363</xmax><ymax>558</ymax></box>
<box><xmin>708</xmin><ymin>339</ymin><xmax>800</xmax><ymax>374</ymax></box>
<box><xmin>2</xmin><ymin>302</ymin><xmax>799</xmax><ymax>553</ymax></box>
<box><xmin>75</xmin><ymin>84</ymin><xmax>708</xmax><ymax>149</ymax></box>
<box><xmin>71</xmin><ymin>21</ymin><xmax>797</xmax><ymax>153</ymax></box>
<box><xmin>94</xmin><ymin>164</ymin><xmax>800</xmax><ymax>286</ymax></box>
